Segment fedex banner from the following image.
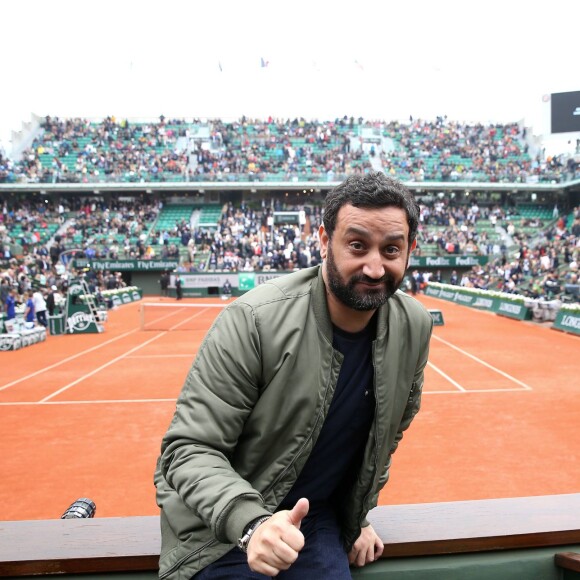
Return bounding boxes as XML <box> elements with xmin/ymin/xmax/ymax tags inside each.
<box><xmin>409</xmin><ymin>256</ymin><xmax>488</xmax><ymax>267</ymax></box>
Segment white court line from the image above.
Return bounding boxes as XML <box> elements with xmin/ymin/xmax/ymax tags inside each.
<box><xmin>431</xmin><ymin>334</ymin><xmax>533</xmax><ymax>391</ymax></box>
<box><xmin>427</xmin><ymin>362</ymin><xmax>466</xmax><ymax>391</ymax></box>
<box><xmin>142</xmin><ymin>303</ymin><xmax>226</xmax><ymax>308</ymax></box>
<box><xmin>143</xmin><ymin>305</ymin><xmax>186</xmax><ymax>330</ymax></box>
<box><xmin>0</xmin><ymin>398</ymin><xmax>176</xmax><ymax>406</ymax></box>
<box><xmin>39</xmin><ymin>332</ymin><xmax>167</xmax><ymax>403</ymax></box>
<box><xmin>125</xmin><ymin>354</ymin><xmax>196</xmax><ymax>358</ymax></box>
<box><xmin>169</xmin><ymin>307</ymin><xmax>215</xmax><ymax>331</ymax></box>
<box><xmin>426</xmin><ymin>388</ymin><xmax>532</xmax><ymax>395</ymax></box>
<box><xmin>0</xmin><ymin>328</ymin><xmax>139</xmax><ymax>393</ymax></box>
<box><xmin>0</xmin><ymin>386</ymin><xmax>534</xmax><ymax>406</ymax></box>
<box><xmin>143</xmin><ymin>305</ymin><xmax>220</xmax><ymax>331</ymax></box>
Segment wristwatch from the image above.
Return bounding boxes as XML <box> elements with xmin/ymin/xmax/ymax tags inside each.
<box><xmin>237</xmin><ymin>515</ymin><xmax>271</xmax><ymax>553</ymax></box>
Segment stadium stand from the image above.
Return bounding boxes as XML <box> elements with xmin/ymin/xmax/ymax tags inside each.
<box><xmin>3</xmin><ymin>115</ymin><xmax>579</xmax><ymax>185</ymax></box>
<box><xmin>1</xmin><ymin>115</ymin><xmax>579</xmax><ymax>333</ymax></box>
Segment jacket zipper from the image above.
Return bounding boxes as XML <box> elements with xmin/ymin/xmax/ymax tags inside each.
<box><xmin>159</xmin><ymin>539</ymin><xmax>217</xmax><ymax>579</ymax></box>
<box><xmin>261</xmin><ymin>355</ymin><xmax>337</xmax><ymax>499</ymax></box>
<box><xmin>359</xmin><ymin>341</ymin><xmax>380</xmax><ymax>524</ymax></box>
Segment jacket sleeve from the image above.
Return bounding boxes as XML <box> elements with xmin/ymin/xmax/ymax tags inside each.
<box><xmin>157</xmin><ymin>302</ymin><xmax>271</xmax><ymax>545</ymax></box>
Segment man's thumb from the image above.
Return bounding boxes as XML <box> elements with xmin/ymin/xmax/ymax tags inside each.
<box><xmin>289</xmin><ymin>498</ymin><xmax>309</xmax><ymax>528</ymax></box>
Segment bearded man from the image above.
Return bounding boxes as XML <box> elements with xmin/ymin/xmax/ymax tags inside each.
<box><xmin>155</xmin><ymin>171</ymin><xmax>433</xmax><ymax>579</ymax></box>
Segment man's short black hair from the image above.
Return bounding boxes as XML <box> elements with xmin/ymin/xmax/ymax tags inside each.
<box><xmin>323</xmin><ymin>172</ymin><xmax>420</xmax><ymax>243</ymax></box>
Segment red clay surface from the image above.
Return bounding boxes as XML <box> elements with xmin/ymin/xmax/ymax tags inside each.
<box><xmin>0</xmin><ymin>294</ymin><xmax>578</xmax><ymax>521</ymax></box>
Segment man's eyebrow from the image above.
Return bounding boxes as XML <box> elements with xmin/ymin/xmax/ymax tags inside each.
<box><xmin>344</xmin><ymin>226</ymin><xmax>406</xmax><ymax>242</ymax></box>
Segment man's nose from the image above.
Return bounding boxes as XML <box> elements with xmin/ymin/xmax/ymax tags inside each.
<box><xmin>362</xmin><ymin>251</ymin><xmax>385</xmax><ymax>280</ymax></box>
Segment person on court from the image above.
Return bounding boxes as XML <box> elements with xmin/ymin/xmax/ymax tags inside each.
<box><xmin>155</xmin><ymin>172</ymin><xmax>433</xmax><ymax>579</ymax></box>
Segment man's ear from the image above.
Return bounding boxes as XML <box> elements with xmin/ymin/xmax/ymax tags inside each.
<box><xmin>406</xmin><ymin>239</ymin><xmax>417</xmax><ymax>270</ymax></box>
<box><xmin>319</xmin><ymin>224</ymin><xmax>329</xmax><ymax>260</ymax></box>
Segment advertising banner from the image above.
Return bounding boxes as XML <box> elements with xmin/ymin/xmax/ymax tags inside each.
<box><xmin>409</xmin><ymin>256</ymin><xmax>488</xmax><ymax>268</ymax></box>
<box><xmin>553</xmin><ymin>310</ymin><xmax>580</xmax><ymax>335</ymax></box>
<box><xmin>425</xmin><ymin>284</ymin><xmax>532</xmax><ymax>320</ymax></box>
<box><xmin>73</xmin><ymin>259</ymin><xmax>179</xmax><ymax>271</ymax></box>
<box><xmin>238</xmin><ymin>273</ymin><xmax>255</xmax><ymax>291</ymax></box>
<box><xmin>173</xmin><ymin>274</ymin><xmax>237</xmax><ymax>289</ymax></box>
<box><xmin>496</xmin><ymin>300</ymin><xmax>532</xmax><ymax>320</ymax></box>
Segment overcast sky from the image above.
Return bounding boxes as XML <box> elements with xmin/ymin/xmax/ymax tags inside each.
<box><xmin>1</xmin><ymin>0</ymin><xmax>578</xmax><ymax>151</ymax></box>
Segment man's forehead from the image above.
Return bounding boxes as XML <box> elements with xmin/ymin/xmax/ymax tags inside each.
<box><xmin>336</xmin><ymin>204</ymin><xmax>409</xmax><ymax>230</ymax></box>
<box><xmin>337</xmin><ymin>203</ymin><xmax>406</xmax><ymax>216</ymax></box>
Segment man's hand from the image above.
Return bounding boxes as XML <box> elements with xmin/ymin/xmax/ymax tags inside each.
<box><xmin>247</xmin><ymin>498</ymin><xmax>309</xmax><ymax>576</ymax></box>
<box><xmin>348</xmin><ymin>524</ymin><xmax>384</xmax><ymax>567</ymax></box>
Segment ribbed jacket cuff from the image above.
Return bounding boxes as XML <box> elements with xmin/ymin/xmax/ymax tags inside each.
<box><xmin>216</xmin><ymin>497</ymin><xmax>272</xmax><ymax>545</ymax></box>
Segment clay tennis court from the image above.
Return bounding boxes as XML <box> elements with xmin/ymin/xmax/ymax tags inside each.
<box><xmin>0</xmin><ymin>294</ymin><xmax>578</xmax><ymax>521</ymax></box>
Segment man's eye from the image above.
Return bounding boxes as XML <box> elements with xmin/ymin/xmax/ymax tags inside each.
<box><xmin>350</xmin><ymin>242</ymin><xmax>364</xmax><ymax>251</ymax></box>
<box><xmin>385</xmin><ymin>246</ymin><xmax>401</xmax><ymax>255</ymax></box>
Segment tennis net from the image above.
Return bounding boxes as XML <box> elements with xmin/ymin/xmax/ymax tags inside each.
<box><xmin>140</xmin><ymin>302</ymin><xmax>227</xmax><ymax>331</ymax></box>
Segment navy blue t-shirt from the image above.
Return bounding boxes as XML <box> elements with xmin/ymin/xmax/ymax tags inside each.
<box><xmin>279</xmin><ymin>316</ymin><xmax>376</xmax><ymax>512</ymax></box>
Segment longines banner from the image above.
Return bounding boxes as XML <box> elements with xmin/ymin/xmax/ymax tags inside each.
<box><xmin>408</xmin><ymin>256</ymin><xmax>488</xmax><ymax>267</ymax></box>
<box><xmin>553</xmin><ymin>310</ymin><xmax>580</xmax><ymax>335</ymax></box>
<box><xmin>426</xmin><ymin>284</ymin><xmax>532</xmax><ymax>320</ymax></box>
<box><xmin>72</xmin><ymin>259</ymin><xmax>180</xmax><ymax>271</ymax></box>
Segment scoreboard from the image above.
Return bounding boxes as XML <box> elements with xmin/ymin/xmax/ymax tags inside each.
<box><xmin>551</xmin><ymin>90</ymin><xmax>580</xmax><ymax>133</ymax></box>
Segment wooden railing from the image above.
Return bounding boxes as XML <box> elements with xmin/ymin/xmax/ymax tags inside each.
<box><xmin>557</xmin><ymin>552</ymin><xmax>580</xmax><ymax>573</ymax></box>
<box><xmin>1</xmin><ymin>494</ymin><xmax>580</xmax><ymax>577</ymax></box>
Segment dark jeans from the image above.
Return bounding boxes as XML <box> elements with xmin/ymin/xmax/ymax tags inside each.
<box><xmin>36</xmin><ymin>310</ymin><xmax>48</xmax><ymax>328</ymax></box>
<box><xmin>195</xmin><ymin>506</ymin><xmax>351</xmax><ymax>579</ymax></box>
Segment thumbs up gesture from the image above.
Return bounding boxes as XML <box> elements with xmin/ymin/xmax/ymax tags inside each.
<box><xmin>247</xmin><ymin>498</ymin><xmax>309</xmax><ymax>576</ymax></box>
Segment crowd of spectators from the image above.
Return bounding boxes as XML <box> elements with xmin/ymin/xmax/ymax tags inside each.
<box><xmin>63</xmin><ymin>200</ymin><xmax>162</xmax><ymax>260</ymax></box>
<box><xmin>2</xmin><ymin>115</ymin><xmax>578</xmax><ymax>185</ymax></box>
<box><xmin>4</xmin><ymin>116</ymin><xmax>194</xmax><ymax>184</ymax></box>
<box><xmin>415</xmin><ymin>200</ymin><xmax>503</xmax><ymax>256</ymax></box>
<box><xmin>378</xmin><ymin>118</ymin><xmax>578</xmax><ymax>183</ymax></box>
<box><xmin>442</xmin><ymin>206</ymin><xmax>580</xmax><ymax>301</ymax></box>
<box><xmin>183</xmin><ymin>200</ymin><xmax>323</xmax><ymax>273</ymax></box>
<box><xmin>191</xmin><ymin>117</ymin><xmax>370</xmax><ymax>181</ymax></box>
<box><xmin>1</xmin><ymin>194</ymin><xmax>579</xmax><ymax>326</ymax></box>
<box><xmin>177</xmin><ymin>198</ymin><xmax>579</xmax><ymax>306</ymax></box>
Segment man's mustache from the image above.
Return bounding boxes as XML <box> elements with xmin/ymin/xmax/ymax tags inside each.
<box><xmin>350</xmin><ymin>274</ymin><xmax>393</xmax><ymax>285</ymax></box>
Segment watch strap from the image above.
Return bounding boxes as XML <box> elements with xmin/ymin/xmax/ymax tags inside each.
<box><xmin>237</xmin><ymin>515</ymin><xmax>271</xmax><ymax>553</ymax></box>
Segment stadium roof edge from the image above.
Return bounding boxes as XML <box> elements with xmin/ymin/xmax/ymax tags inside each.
<box><xmin>0</xmin><ymin>178</ymin><xmax>578</xmax><ymax>195</ymax></box>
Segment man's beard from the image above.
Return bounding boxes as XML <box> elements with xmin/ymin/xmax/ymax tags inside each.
<box><xmin>325</xmin><ymin>245</ymin><xmax>404</xmax><ymax>311</ymax></box>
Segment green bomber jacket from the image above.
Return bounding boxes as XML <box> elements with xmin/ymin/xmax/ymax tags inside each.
<box><xmin>154</xmin><ymin>265</ymin><xmax>433</xmax><ymax>579</ymax></box>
